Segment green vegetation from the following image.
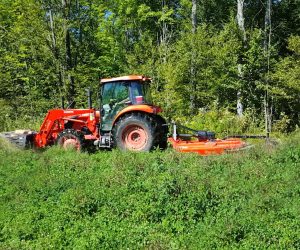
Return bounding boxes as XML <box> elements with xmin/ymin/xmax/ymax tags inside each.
<box><xmin>0</xmin><ymin>0</ymin><xmax>299</xmax><ymax>132</ymax></box>
<box><xmin>1</xmin><ymin>134</ymin><xmax>299</xmax><ymax>249</ymax></box>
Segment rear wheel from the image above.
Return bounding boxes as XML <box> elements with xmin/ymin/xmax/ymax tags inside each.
<box><xmin>56</xmin><ymin>129</ymin><xmax>84</xmax><ymax>151</ymax></box>
<box><xmin>113</xmin><ymin>113</ymin><xmax>155</xmax><ymax>151</ymax></box>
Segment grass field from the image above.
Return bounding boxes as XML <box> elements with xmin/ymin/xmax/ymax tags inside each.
<box><xmin>0</xmin><ymin>134</ymin><xmax>300</xmax><ymax>249</ymax></box>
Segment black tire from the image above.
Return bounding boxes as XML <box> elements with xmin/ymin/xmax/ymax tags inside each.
<box><xmin>56</xmin><ymin>129</ymin><xmax>85</xmax><ymax>151</ymax></box>
<box><xmin>113</xmin><ymin>113</ymin><xmax>156</xmax><ymax>152</ymax></box>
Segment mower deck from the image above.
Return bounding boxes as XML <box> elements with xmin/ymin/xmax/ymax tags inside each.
<box><xmin>168</xmin><ymin>137</ymin><xmax>248</xmax><ymax>155</ymax></box>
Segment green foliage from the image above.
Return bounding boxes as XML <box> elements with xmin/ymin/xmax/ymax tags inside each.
<box><xmin>0</xmin><ymin>134</ymin><xmax>300</xmax><ymax>248</ymax></box>
<box><xmin>0</xmin><ymin>0</ymin><xmax>299</xmax><ymax>132</ymax></box>
<box><xmin>188</xmin><ymin>106</ymin><xmax>263</xmax><ymax>135</ymax></box>
<box><xmin>150</xmin><ymin>21</ymin><xmax>241</xmax><ymax>119</ymax></box>
<box><xmin>271</xmin><ymin>35</ymin><xmax>300</xmax><ymax>130</ymax></box>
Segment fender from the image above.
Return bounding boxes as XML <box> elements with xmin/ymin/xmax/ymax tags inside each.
<box><xmin>112</xmin><ymin>104</ymin><xmax>162</xmax><ymax>126</ymax></box>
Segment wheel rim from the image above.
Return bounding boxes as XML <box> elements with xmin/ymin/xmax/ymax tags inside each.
<box><xmin>122</xmin><ymin>125</ymin><xmax>148</xmax><ymax>150</ymax></box>
<box><xmin>60</xmin><ymin>136</ymin><xmax>81</xmax><ymax>151</ymax></box>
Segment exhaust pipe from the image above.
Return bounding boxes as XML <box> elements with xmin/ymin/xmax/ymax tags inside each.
<box><xmin>86</xmin><ymin>87</ymin><xmax>92</xmax><ymax>109</ymax></box>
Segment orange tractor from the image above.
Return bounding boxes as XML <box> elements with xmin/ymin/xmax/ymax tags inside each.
<box><xmin>1</xmin><ymin>75</ymin><xmax>256</xmax><ymax>155</ymax></box>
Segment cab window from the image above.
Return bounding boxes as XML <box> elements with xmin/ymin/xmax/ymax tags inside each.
<box><xmin>101</xmin><ymin>82</ymin><xmax>129</xmax><ymax>130</ymax></box>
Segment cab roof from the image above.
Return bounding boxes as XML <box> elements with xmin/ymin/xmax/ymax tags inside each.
<box><xmin>100</xmin><ymin>75</ymin><xmax>151</xmax><ymax>84</ymax></box>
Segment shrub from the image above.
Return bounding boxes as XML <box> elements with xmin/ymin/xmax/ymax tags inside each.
<box><xmin>0</xmin><ymin>134</ymin><xmax>299</xmax><ymax>248</ymax></box>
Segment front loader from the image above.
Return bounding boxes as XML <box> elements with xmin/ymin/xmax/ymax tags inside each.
<box><xmin>1</xmin><ymin>76</ymin><xmax>168</xmax><ymax>152</ymax></box>
<box><xmin>1</xmin><ymin>75</ymin><xmax>256</xmax><ymax>155</ymax></box>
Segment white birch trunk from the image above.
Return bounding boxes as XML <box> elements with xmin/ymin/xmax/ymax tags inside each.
<box><xmin>49</xmin><ymin>10</ymin><xmax>56</xmax><ymax>50</ymax></box>
<box><xmin>236</xmin><ymin>0</ymin><xmax>246</xmax><ymax>117</ymax></box>
<box><xmin>264</xmin><ymin>0</ymin><xmax>272</xmax><ymax>137</ymax></box>
<box><xmin>190</xmin><ymin>0</ymin><xmax>197</xmax><ymax>113</ymax></box>
<box><xmin>192</xmin><ymin>0</ymin><xmax>197</xmax><ymax>34</ymax></box>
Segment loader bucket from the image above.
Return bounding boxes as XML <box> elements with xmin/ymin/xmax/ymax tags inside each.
<box><xmin>0</xmin><ymin>130</ymin><xmax>36</xmax><ymax>149</ymax></box>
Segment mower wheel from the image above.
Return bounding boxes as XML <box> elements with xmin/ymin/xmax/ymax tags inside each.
<box><xmin>113</xmin><ymin>113</ymin><xmax>155</xmax><ymax>151</ymax></box>
<box><xmin>56</xmin><ymin>129</ymin><xmax>84</xmax><ymax>151</ymax></box>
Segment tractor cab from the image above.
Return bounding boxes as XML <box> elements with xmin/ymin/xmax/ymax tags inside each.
<box><xmin>100</xmin><ymin>75</ymin><xmax>153</xmax><ymax>131</ymax></box>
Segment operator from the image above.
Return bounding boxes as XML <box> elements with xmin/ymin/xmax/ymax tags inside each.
<box><xmin>102</xmin><ymin>97</ymin><xmax>131</xmax><ymax>123</ymax></box>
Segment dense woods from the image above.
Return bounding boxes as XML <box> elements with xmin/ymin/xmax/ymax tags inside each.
<box><xmin>0</xmin><ymin>0</ymin><xmax>299</xmax><ymax>132</ymax></box>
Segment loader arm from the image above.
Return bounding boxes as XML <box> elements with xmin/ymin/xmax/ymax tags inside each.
<box><xmin>34</xmin><ymin>109</ymin><xmax>97</xmax><ymax>148</ymax></box>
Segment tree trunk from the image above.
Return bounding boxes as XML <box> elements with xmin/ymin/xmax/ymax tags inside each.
<box><xmin>66</xmin><ymin>29</ymin><xmax>75</xmax><ymax>107</ymax></box>
<box><xmin>48</xmin><ymin>9</ymin><xmax>64</xmax><ymax>97</ymax></box>
<box><xmin>160</xmin><ymin>0</ymin><xmax>168</xmax><ymax>64</ymax></box>
<box><xmin>190</xmin><ymin>0</ymin><xmax>197</xmax><ymax>114</ymax></box>
<box><xmin>264</xmin><ymin>0</ymin><xmax>272</xmax><ymax>137</ymax></box>
<box><xmin>192</xmin><ymin>0</ymin><xmax>197</xmax><ymax>34</ymax></box>
<box><xmin>236</xmin><ymin>0</ymin><xmax>246</xmax><ymax>117</ymax></box>
<box><xmin>237</xmin><ymin>0</ymin><xmax>246</xmax><ymax>42</ymax></box>
<box><xmin>49</xmin><ymin>10</ymin><xmax>56</xmax><ymax>51</ymax></box>
<box><xmin>62</xmin><ymin>0</ymin><xmax>76</xmax><ymax>108</ymax></box>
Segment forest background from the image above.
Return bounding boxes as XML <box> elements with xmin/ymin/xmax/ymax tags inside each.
<box><xmin>0</xmin><ymin>0</ymin><xmax>299</xmax><ymax>134</ymax></box>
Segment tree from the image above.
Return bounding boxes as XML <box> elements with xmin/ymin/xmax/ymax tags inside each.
<box><xmin>236</xmin><ymin>0</ymin><xmax>246</xmax><ymax>116</ymax></box>
<box><xmin>271</xmin><ymin>35</ymin><xmax>300</xmax><ymax>130</ymax></box>
<box><xmin>190</xmin><ymin>0</ymin><xmax>197</xmax><ymax>113</ymax></box>
<box><xmin>0</xmin><ymin>0</ymin><xmax>59</xmax><ymax>116</ymax></box>
<box><xmin>264</xmin><ymin>0</ymin><xmax>272</xmax><ymax>136</ymax></box>
<box><xmin>0</xmin><ymin>0</ymin><xmax>299</xmax><ymax>132</ymax></box>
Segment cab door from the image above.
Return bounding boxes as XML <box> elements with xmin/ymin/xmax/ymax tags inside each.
<box><xmin>101</xmin><ymin>81</ymin><xmax>130</xmax><ymax>131</ymax></box>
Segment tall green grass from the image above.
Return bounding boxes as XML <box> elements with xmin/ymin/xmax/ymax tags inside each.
<box><xmin>0</xmin><ymin>134</ymin><xmax>299</xmax><ymax>249</ymax></box>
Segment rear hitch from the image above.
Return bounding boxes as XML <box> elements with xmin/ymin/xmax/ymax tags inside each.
<box><xmin>170</xmin><ymin>122</ymin><xmax>215</xmax><ymax>141</ymax></box>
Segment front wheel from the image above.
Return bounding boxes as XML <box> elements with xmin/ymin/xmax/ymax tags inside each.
<box><xmin>113</xmin><ymin>114</ymin><xmax>155</xmax><ymax>151</ymax></box>
<box><xmin>56</xmin><ymin>129</ymin><xmax>84</xmax><ymax>151</ymax></box>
